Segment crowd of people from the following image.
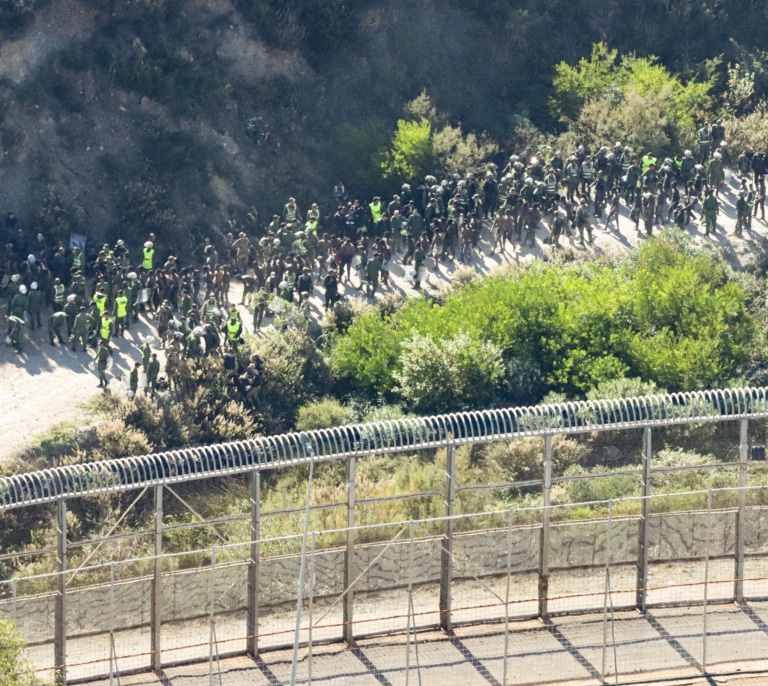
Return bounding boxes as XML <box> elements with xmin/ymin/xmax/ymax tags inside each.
<box><xmin>0</xmin><ymin>122</ymin><xmax>763</xmax><ymax>395</ymax></box>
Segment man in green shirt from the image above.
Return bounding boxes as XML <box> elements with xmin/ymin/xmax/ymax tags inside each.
<box><xmin>146</xmin><ymin>353</ymin><xmax>160</xmax><ymax>396</ymax></box>
<box><xmin>702</xmin><ymin>189</ymin><xmax>719</xmax><ymax>236</ymax></box>
<box><xmin>4</xmin><ymin>315</ymin><xmax>24</xmax><ymax>353</ymax></box>
<box><xmin>94</xmin><ymin>340</ymin><xmax>110</xmax><ymax>389</ymax></box>
<box><xmin>48</xmin><ymin>311</ymin><xmax>68</xmax><ymax>346</ymax></box>
<box><xmin>27</xmin><ymin>282</ymin><xmax>43</xmax><ymax>331</ymax></box>
<box><xmin>72</xmin><ymin>306</ymin><xmax>90</xmax><ymax>352</ymax></box>
<box><xmin>129</xmin><ymin>361</ymin><xmax>141</xmax><ymax>398</ymax></box>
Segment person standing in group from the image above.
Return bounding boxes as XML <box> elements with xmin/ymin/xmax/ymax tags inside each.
<box><xmin>146</xmin><ymin>353</ymin><xmax>160</xmax><ymax>395</ymax></box>
<box><xmin>94</xmin><ymin>340</ymin><xmax>110</xmax><ymax>389</ymax></box>
<box><xmin>702</xmin><ymin>188</ymin><xmax>719</xmax><ymax>236</ymax></box>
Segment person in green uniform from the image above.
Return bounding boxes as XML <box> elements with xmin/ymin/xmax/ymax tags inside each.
<box><xmin>72</xmin><ymin>306</ymin><xmax>90</xmax><ymax>352</ymax></box>
<box><xmin>63</xmin><ymin>295</ymin><xmax>79</xmax><ymax>338</ymax></box>
<box><xmin>146</xmin><ymin>353</ymin><xmax>160</xmax><ymax>395</ymax></box>
<box><xmin>27</xmin><ymin>282</ymin><xmax>43</xmax><ymax>331</ymax></box>
<box><xmin>141</xmin><ymin>336</ymin><xmax>154</xmax><ymax>373</ymax></box>
<box><xmin>252</xmin><ymin>288</ymin><xmax>268</xmax><ymax>330</ymax></box>
<box><xmin>87</xmin><ymin>304</ymin><xmax>101</xmax><ymax>348</ymax></box>
<box><xmin>702</xmin><ymin>188</ymin><xmax>719</xmax><ymax>236</ymax></box>
<box><xmin>48</xmin><ymin>311</ymin><xmax>68</xmax><ymax>346</ymax></box>
<box><xmin>94</xmin><ymin>340</ymin><xmax>110</xmax><ymax>389</ymax></box>
<box><xmin>10</xmin><ymin>284</ymin><xmax>28</xmax><ymax>322</ymax></box>
<box><xmin>129</xmin><ymin>361</ymin><xmax>141</xmax><ymax>398</ymax></box>
<box><xmin>365</xmin><ymin>252</ymin><xmax>382</xmax><ymax>297</ymax></box>
<box><xmin>4</xmin><ymin>315</ymin><xmax>25</xmax><ymax>353</ymax></box>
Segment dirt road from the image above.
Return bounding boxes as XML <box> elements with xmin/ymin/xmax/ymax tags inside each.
<box><xmin>0</xmin><ymin>172</ymin><xmax>762</xmax><ymax>462</ymax></box>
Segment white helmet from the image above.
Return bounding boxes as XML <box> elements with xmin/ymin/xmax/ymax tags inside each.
<box><xmin>525</xmin><ymin>177</ymin><xmax>534</xmax><ymax>184</ymax></box>
<box><xmin>30</xmin><ymin>282</ymin><xmax>38</xmax><ymax>290</ymax></box>
<box><xmin>67</xmin><ymin>294</ymin><xmax>77</xmax><ymax>302</ymax></box>
<box><xmin>144</xmin><ymin>241</ymin><xmax>153</xmax><ymax>249</ymax></box>
<box><xmin>27</xmin><ymin>254</ymin><xmax>35</xmax><ymax>263</ymax></box>
<box><xmin>128</xmin><ymin>272</ymin><xmax>138</xmax><ymax>279</ymax></box>
<box><xmin>11</xmin><ymin>274</ymin><xmax>19</xmax><ymax>282</ymax></box>
<box><xmin>714</xmin><ymin>152</ymin><xmax>722</xmax><ymax>160</ymax></box>
<box><xmin>684</xmin><ymin>150</ymin><xmax>692</xmax><ymax>157</ymax></box>
<box><xmin>127</xmin><ymin>390</ymin><xmax>135</xmax><ymax>398</ymax></box>
<box><xmin>145</xmin><ymin>335</ymin><xmax>155</xmax><ymax>343</ymax></box>
<box><xmin>273</xmin><ymin>238</ymin><xmax>281</xmax><ymax>247</ymax></box>
<box><xmin>192</xmin><ymin>326</ymin><xmax>204</xmax><ymax>335</ymax></box>
<box><xmin>720</xmin><ymin>140</ymin><xmax>727</xmax><ymax>147</ymax></box>
<box><xmin>18</xmin><ymin>285</ymin><xmax>27</xmax><ymax>294</ymax></box>
<box><xmin>279</xmin><ymin>281</ymin><xmax>288</xmax><ymax>289</ymax></box>
<box><xmin>212</xmin><ymin>308</ymin><xmax>221</xmax><ymax>316</ymax></box>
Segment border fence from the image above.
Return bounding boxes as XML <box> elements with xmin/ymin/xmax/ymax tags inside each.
<box><xmin>4</xmin><ymin>387</ymin><xmax>768</xmax><ymax>684</ymax></box>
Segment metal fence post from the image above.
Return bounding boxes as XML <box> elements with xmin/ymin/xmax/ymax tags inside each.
<box><xmin>440</xmin><ymin>445</ymin><xmax>457</xmax><ymax>634</ymax></box>
<box><xmin>247</xmin><ymin>470</ymin><xmax>261</xmax><ymax>656</ymax></box>
<box><xmin>503</xmin><ymin>509</ymin><xmax>514</xmax><ymax>686</ymax></box>
<box><xmin>343</xmin><ymin>456</ymin><xmax>356</xmax><ymax>645</ymax></box>
<box><xmin>151</xmin><ymin>485</ymin><xmax>163</xmax><ymax>673</ymax></box>
<box><xmin>538</xmin><ymin>435</ymin><xmax>553</xmax><ymax>622</ymax></box>
<box><xmin>736</xmin><ymin>419</ymin><xmax>748</xmax><ymax>603</ymax></box>
<box><xmin>636</xmin><ymin>427</ymin><xmax>652</xmax><ymax>613</ymax></box>
<box><xmin>703</xmin><ymin>490</ymin><xmax>712</xmax><ymax>674</ymax></box>
<box><xmin>55</xmin><ymin>498</ymin><xmax>68</xmax><ymax>686</ymax></box>
<box><xmin>601</xmin><ymin>500</ymin><xmax>614</xmax><ymax>682</ymax></box>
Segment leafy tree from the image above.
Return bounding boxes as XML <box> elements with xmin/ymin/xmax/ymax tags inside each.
<box><xmin>329</xmin><ymin>234</ymin><xmax>757</xmax><ymax>404</ymax></box>
<box><xmin>381</xmin><ymin>117</ymin><xmax>435</xmax><ymax>182</ymax></box>
<box><xmin>394</xmin><ymin>333</ymin><xmax>505</xmax><ymax>414</ymax></box>
<box><xmin>551</xmin><ymin>42</ymin><xmax>712</xmax><ymax>153</ymax></box>
<box><xmin>0</xmin><ymin>616</ymin><xmax>37</xmax><ymax>686</ymax></box>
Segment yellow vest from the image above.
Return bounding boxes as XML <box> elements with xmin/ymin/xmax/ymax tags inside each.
<box><xmin>142</xmin><ymin>248</ymin><xmax>154</xmax><ymax>270</ymax></box>
<box><xmin>101</xmin><ymin>317</ymin><xmax>112</xmax><ymax>339</ymax></box>
<box><xmin>115</xmin><ymin>296</ymin><xmax>128</xmax><ymax>318</ymax></box>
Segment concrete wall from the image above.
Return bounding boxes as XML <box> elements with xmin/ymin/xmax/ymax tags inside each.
<box><xmin>1</xmin><ymin>508</ymin><xmax>762</xmax><ymax>644</ymax></box>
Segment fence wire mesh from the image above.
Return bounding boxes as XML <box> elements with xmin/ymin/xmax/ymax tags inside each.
<box><xmin>8</xmin><ymin>412</ymin><xmax>768</xmax><ymax>683</ymax></box>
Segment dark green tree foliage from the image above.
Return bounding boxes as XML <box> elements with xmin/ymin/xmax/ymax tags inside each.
<box><xmin>330</xmin><ymin>233</ymin><xmax>756</xmax><ymax>407</ymax></box>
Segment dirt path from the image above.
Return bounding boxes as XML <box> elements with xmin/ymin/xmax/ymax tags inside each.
<box><xmin>0</xmin><ymin>172</ymin><xmax>762</xmax><ymax>463</ymax></box>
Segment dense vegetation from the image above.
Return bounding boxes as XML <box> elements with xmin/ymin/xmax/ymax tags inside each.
<box><xmin>7</xmin><ymin>0</ymin><xmax>768</xmax><ymax>595</ymax></box>
<box><xmin>331</xmin><ymin>232</ymin><xmax>757</xmax><ymax>410</ymax></box>
<box><xmin>4</xmin><ymin>0</ymin><xmax>768</xmax><ymax>251</ymax></box>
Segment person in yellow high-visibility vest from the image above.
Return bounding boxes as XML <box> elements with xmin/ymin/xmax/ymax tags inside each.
<box><xmin>100</xmin><ymin>312</ymin><xmax>114</xmax><ymax>350</ymax></box>
<box><xmin>114</xmin><ymin>289</ymin><xmax>129</xmax><ymax>337</ymax></box>
<box><xmin>142</xmin><ymin>241</ymin><xmax>155</xmax><ymax>272</ymax></box>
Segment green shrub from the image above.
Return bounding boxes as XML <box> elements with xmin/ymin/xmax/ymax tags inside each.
<box><xmin>394</xmin><ymin>332</ymin><xmax>505</xmax><ymax>414</ymax></box>
<box><xmin>0</xmin><ymin>616</ymin><xmax>37</xmax><ymax>685</ymax></box>
<box><xmin>296</xmin><ymin>398</ymin><xmax>352</xmax><ymax>432</ymax></box>
<box><xmin>487</xmin><ymin>435</ymin><xmax>589</xmax><ymax>485</ymax></box>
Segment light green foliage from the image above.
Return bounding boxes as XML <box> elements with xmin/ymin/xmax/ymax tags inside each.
<box><xmin>382</xmin><ymin>92</ymin><xmax>498</xmax><ymax>182</ymax></box>
<box><xmin>330</xmin><ymin>234</ymin><xmax>756</xmax><ymax>405</ymax></box>
<box><xmin>381</xmin><ymin>117</ymin><xmax>435</xmax><ymax>181</ymax></box>
<box><xmin>432</xmin><ymin>124</ymin><xmax>499</xmax><ymax>174</ymax></box>
<box><xmin>394</xmin><ymin>332</ymin><xmax>505</xmax><ymax>414</ymax></box>
<box><xmin>724</xmin><ymin>103</ymin><xmax>768</xmax><ymax>154</ymax></box>
<box><xmin>551</xmin><ymin>42</ymin><xmax>712</xmax><ymax>153</ymax></box>
<box><xmin>248</xmin><ymin>328</ymin><xmax>329</xmax><ymax>429</ymax></box>
<box><xmin>551</xmin><ymin>43</ymin><xmax>626</xmax><ymax>122</ymax></box>
<box><xmin>586</xmin><ymin>377</ymin><xmax>662</xmax><ymax>401</ymax></box>
<box><xmin>0</xmin><ymin>616</ymin><xmax>37</xmax><ymax>686</ymax></box>
<box><xmin>295</xmin><ymin>397</ymin><xmax>352</xmax><ymax>432</ymax></box>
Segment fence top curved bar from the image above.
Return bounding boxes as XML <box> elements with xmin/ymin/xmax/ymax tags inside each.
<box><xmin>2</xmin><ymin>386</ymin><xmax>768</xmax><ymax>511</ymax></box>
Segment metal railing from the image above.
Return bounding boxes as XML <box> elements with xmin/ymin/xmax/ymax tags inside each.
<box><xmin>2</xmin><ymin>386</ymin><xmax>768</xmax><ymax>510</ymax></box>
<box><xmin>4</xmin><ymin>387</ymin><xmax>768</xmax><ymax>683</ymax></box>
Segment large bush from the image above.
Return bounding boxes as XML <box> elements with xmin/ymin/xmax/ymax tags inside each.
<box><xmin>550</xmin><ymin>42</ymin><xmax>711</xmax><ymax>153</ymax></box>
<box><xmin>329</xmin><ymin>233</ymin><xmax>757</xmax><ymax>405</ymax></box>
<box><xmin>0</xmin><ymin>616</ymin><xmax>37</xmax><ymax>686</ymax></box>
<box><xmin>394</xmin><ymin>333</ymin><xmax>505</xmax><ymax>414</ymax></box>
